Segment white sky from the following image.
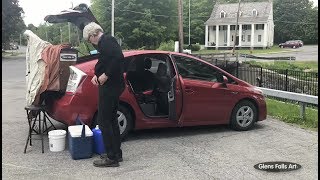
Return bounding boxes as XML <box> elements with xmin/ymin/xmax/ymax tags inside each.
<box><xmin>19</xmin><ymin>0</ymin><xmax>317</xmax><ymax>27</ymax></box>
<box><xmin>19</xmin><ymin>0</ymin><xmax>92</xmax><ymax>27</ymax></box>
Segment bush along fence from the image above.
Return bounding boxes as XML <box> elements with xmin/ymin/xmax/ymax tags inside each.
<box><xmin>192</xmin><ymin>53</ymin><xmax>318</xmax><ymax>97</ymax></box>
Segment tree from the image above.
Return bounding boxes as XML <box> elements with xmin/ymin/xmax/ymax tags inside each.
<box><xmin>2</xmin><ymin>0</ymin><xmax>26</xmax><ymax>46</ymax></box>
<box><xmin>183</xmin><ymin>0</ymin><xmax>215</xmax><ymax>45</ymax></box>
<box><xmin>91</xmin><ymin>0</ymin><xmax>177</xmax><ymax>49</ymax></box>
<box><xmin>273</xmin><ymin>0</ymin><xmax>317</xmax><ymax>44</ymax></box>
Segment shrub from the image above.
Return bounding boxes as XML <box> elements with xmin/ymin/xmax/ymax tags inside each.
<box><xmin>157</xmin><ymin>40</ymin><xmax>174</xmax><ymax>51</ymax></box>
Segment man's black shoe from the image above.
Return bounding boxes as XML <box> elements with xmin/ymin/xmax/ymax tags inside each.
<box><xmin>93</xmin><ymin>158</ymin><xmax>119</xmax><ymax>167</ymax></box>
<box><xmin>100</xmin><ymin>154</ymin><xmax>123</xmax><ymax>162</ymax></box>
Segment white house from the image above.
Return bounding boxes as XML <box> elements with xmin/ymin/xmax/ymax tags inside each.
<box><xmin>204</xmin><ymin>1</ymin><xmax>274</xmax><ymax>49</ymax></box>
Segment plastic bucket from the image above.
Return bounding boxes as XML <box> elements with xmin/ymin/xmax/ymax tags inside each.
<box><xmin>48</xmin><ymin>130</ymin><xmax>66</xmax><ymax>152</ymax></box>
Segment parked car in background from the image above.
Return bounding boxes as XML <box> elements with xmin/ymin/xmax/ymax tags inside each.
<box><xmin>9</xmin><ymin>43</ymin><xmax>19</xmax><ymax>50</ymax></box>
<box><xmin>291</xmin><ymin>40</ymin><xmax>303</xmax><ymax>47</ymax></box>
<box><xmin>43</xmin><ymin>3</ymin><xmax>267</xmax><ymax>139</ymax></box>
<box><xmin>278</xmin><ymin>41</ymin><xmax>300</xmax><ymax>49</ymax></box>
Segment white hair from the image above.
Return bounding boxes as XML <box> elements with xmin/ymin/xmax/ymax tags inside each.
<box><xmin>83</xmin><ymin>22</ymin><xmax>104</xmax><ymax>40</ymax></box>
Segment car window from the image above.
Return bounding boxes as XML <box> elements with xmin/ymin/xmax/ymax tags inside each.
<box><xmin>173</xmin><ymin>55</ymin><xmax>221</xmax><ymax>82</ymax></box>
<box><xmin>126</xmin><ymin>53</ymin><xmax>173</xmax><ymax>76</ymax></box>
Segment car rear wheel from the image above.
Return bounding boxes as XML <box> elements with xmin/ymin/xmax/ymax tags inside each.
<box><xmin>293</xmin><ymin>46</ymin><xmax>296</xmax><ymax>49</ymax></box>
<box><xmin>280</xmin><ymin>45</ymin><xmax>284</xmax><ymax>48</ymax></box>
<box><xmin>230</xmin><ymin>100</ymin><xmax>257</xmax><ymax>131</ymax></box>
<box><xmin>91</xmin><ymin>105</ymin><xmax>133</xmax><ymax>140</ymax></box>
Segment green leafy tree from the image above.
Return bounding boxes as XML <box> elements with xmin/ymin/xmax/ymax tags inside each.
<box><xmin>2</xmin><ymin>0</ymin><xmax>26</xmax><ymax>47</ymax></box>
<box><xmin>183</xmin><ymin>0</ymin><xmax>215</xmax><ymax>45</ymax></box>
<box><xmin>91</xmin><ymin>0</ymin><xmax>177</xmax><ymax>49</ymax></box>
<box><xmin>273</xmin><ymin>0</ymin><xmax>317</xmax><ymax>44</ymax></box>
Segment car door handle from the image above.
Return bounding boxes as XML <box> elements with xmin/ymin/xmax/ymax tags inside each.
<box><xmin>231</xmin><ymin>91</ymin><xmax>238</xmax><ymax>94</ymax></box>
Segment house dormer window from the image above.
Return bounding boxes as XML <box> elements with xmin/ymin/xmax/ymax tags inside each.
<box><xmin>252</xmin><ymin>9</ymin><xmax>258</xmax><ymax>16</ymax></box>
<box><xmin>220</xmin><ymin>10</ymin><xmax>226</xmax><ymax>18</ymax></box>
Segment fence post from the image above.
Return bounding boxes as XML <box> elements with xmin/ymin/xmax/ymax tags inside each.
<box><xmin>300</xmin><ymin>102</ymin><xmax>306</xmax><ymax>120</ymax></box>
<box><xmin>260</xmin><ymin>67</ymin><xmax>263</xmax><ymax>87</ymax></box>
<box><xmin>236</xmin><ymin>52</ymin><xmax>238</xmax><ymax>62</ymax></box>
<box><xmin>285</xmin><ymin>69</ymin><xmax>288</xmax><ymax>91</ymax></box>
<box><xmin>236</xmin><ymin>61</ymin><xmax>239</xmax><ymax>77</ymax></box>
<box><xmin>211</xmin><ymin>54</ymin><xmax>214</xmax><ymax>64</ymax></box>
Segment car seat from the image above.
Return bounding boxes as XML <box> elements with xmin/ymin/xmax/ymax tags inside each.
<box><xmin>153</xmin><ymin>63</ymin><xmax>171</xmax><ymax>114</ymax></box>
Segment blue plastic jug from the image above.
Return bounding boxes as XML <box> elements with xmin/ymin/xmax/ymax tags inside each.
<box><xmin>92</xmin><ymin>125</ymin><xmax>105</xmax><ymax>154</ymax></box>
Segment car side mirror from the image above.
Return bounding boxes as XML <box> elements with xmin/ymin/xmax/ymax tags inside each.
<box><xmin>223</xmin><ymin>75</ymin><xmax>228</xmax><ymax>84</ymax></box>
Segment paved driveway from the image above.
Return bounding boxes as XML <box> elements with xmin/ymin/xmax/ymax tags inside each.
<box><xmin>2</xmin><ymin>56</ymin><xmax>318</xmax><ymax>180</ymax></box>
<box><xmin>255</xmin><ymin>45</ymin><xmax>318</xmax><ymax>61</ymax></box>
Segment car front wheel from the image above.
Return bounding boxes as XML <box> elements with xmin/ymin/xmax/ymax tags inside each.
<box><xmin>91</xmin><ymin>105</ymin><xmax>133</xmax><ymax>140</ymax></box>
<box><xmin>230</xmin><ymin>100</ymin><xmax>257</xmax><ymax>131</ymax></box>
<box><xmin>293</xmin><ymin>46</ymin><xmax>296</xmax><ymax>49</ymax></box>
<box><xmin>280</xmin><ymin>45</ymin><xmax>284</xmax><ymax>48</ymax></box>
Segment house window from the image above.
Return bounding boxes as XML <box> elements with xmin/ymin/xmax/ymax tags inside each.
<box><xmin>255</xmin><ymin>24</ymin><xmax>264</xmax><ymax>30</ymax></box>
<box><xmin>232</xmin><ymin>35</ymin><xmax>234</xmax><ymax>41</ymax></box>
<box><xmin>248</xmin><ymin>35</ymin><xmax>251</xmax><ymax>42</ymax></box>
<box><xmin>258</xmin><ymin>35</ymin><xmax>262</xmax><ymax>42</ymax></box>
<box><xmin>231</xmin><ymin>25</ymin><xmax>236</xmax><ymax>30</ymax></box>
<box><xmin>222</xmin><ymin>25</ymin><xmax>227</xmax><ymax>30</ymax></box>
<box><xmin>212</xmin><ymin>26</ymin><xmax>216</xmax><ymax>31</ymax></box>
<box><xmin>220</xmin><ymin>11</ymin><xmax>226</xmax><ymax>18</ymax></box>
<box><xmin>242</xmin><ymin>25</ymin><xmax>251</xmax><ymax>30</ymax></box>
<box><xmin>252</xmin><ymin>9</ymin><xmax>258</xmax><ymax>16</ymax></box>
<box><xmin>242</xmin><ymin>35</ymin><xmax>245</xmax><ymax>42</ymax></box>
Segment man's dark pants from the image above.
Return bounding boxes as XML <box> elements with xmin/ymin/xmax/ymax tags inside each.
<box><xmin>98</xmin><ymin>84</ymin><xmax>124</xmax><ymax>161</ymax></box>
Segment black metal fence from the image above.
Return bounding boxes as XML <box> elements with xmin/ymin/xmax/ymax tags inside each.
<box><xmin>191</xmin><ymin>53</ymin><xmax>318</xmax><ymax>96</ymax></box>
<box><xmin>221</xmin><ymin>63</ymin><xmax>318</xmax><ymax>96</ymax></box>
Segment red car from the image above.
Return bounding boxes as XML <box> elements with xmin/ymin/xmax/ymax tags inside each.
<box><xmin>279</xmin><ymin>41</ymin><xmax>300</xmax><ymax>49</ymax></box>
<box><xmin>44</xmin><ymin>4</ymin><xmax>267</xmax><ymax>139</ymax></box>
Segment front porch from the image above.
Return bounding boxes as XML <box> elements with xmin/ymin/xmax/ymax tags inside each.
<box><xmin>205</xmin><ymin>24</ymin><xmax>269</xmax><ymax>49</ymax></box>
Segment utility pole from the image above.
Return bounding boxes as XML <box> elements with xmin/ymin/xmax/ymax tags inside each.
<box><xmin>232</xmin><ymin>0</ymin><xmax>241</xmax><ymax>54</ymax></box>
<box><xmin>178</xmin><ymin>0</ymin><xmax>184</xmax><ymax>53</ymax></box>
<box><xmin>111</xmin><ymin>0</ymin><xmax>115</xmax><ymax>36</ymax></box>
<box><xmin>188</xmin><ymin>0</ymin><xmax>191</xmax><ymax>46</ymax></box>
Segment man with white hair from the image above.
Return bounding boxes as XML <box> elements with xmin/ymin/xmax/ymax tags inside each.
<box><xmin>83</xmin><ymin>22</ymin><xmax>125</xmax><ymax>167</ymax></box>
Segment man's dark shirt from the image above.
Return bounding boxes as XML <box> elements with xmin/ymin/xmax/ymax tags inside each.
<box><xmin>94</xmin><ymin>34</ymin><xmax>125</xmax><ymax>89</ymax></box>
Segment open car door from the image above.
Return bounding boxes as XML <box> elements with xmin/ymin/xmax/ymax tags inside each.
<box><xmin>44</xmin><ymin>3</ymin><xmax>99</xmax><ymax>30</ymax></box>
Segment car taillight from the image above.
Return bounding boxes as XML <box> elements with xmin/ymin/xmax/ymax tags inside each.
<box><xmin>66</xmin><ymin>66</ymin><xmax>87</xmax><ymax>94</ymax></box>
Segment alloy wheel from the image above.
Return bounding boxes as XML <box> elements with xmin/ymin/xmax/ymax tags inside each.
<box><xmin>235</xmin><ymin>106</ymin><xmax>254</xmax><ymax>128</ymax></box>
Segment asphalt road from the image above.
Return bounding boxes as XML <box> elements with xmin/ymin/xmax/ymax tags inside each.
<box><xmin>254</xmin><ymin>45</ymin><xmax>318</xmax><ymax>61</ymax></box>
<box><xmin>2</xmin><ymin>56</ymin><xmax>318</xmax><ymax>180</ymax></box>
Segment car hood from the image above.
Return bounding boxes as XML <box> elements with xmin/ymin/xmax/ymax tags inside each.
<box><xmin>44</xmin><ymin>3</ymin><xmax>99</xmax><ymax>30</ymax></box>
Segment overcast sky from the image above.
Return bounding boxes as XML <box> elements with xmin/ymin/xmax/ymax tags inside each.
<box><xmin>19</xmin><ymin>0</ymin><xmax>318</xmax><ymax>27</ymax></box>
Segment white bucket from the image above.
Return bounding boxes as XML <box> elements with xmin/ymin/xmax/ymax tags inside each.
<box><xmin>48</xmin><ymin>130</ymin><xmax>66</xmax><ymax>152</ymax></box>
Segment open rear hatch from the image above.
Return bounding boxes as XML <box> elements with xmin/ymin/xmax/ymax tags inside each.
<box><xmin>44</xmin><ymin>3</ymin><xmax>100</xmax><ymax>30</ymax></box>
<box><xmin>44</xmin><ymin>3</ymin><xmax>100</xmax><ymax>93</ymax></box>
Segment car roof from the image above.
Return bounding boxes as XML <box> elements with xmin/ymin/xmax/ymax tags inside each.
<box><xmin>122</xmin><ymin>50</ymin><xmax>201</xmax><ymax>60</ymax></box>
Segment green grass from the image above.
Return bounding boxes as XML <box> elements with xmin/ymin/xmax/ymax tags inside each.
<box><xmin>194</xmin><ymin>45</ymin><xmax>291</xmax><ymax>55</ymax></box>
<box><xmin>2</xmin><ymin>51</ymin><xmax>21</xmax><ymax>57</ymax></box>
<box><xmin>266</xmin><ymin>98</ymin><xmax>318</xmax><ymax>131</ymax></box>
<box><xmin>244</xmin><ymin>61</ymin><xmax>318</xmax><ymax>72</ymax></box>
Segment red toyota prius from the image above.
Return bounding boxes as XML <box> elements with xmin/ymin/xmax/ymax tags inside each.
<box><xmin>44</xmin><ymin>4</ymin><xmax>267</xmax><ymax>139</ymax></box>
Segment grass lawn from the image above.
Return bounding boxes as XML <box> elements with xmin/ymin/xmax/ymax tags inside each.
<box><xmin>194</xmin><ymin>46</ymin><xmax>291</xmax><ymax>55</ymax></box>
<box><xmin>266</xmin><ymin>98</ymin><xmax>318</xmax><ymax>131</ymax></box>
<box><xmin>243</xmin><ymin>60</ymin><xmax>318</xmax><ymax>72</ymax></box>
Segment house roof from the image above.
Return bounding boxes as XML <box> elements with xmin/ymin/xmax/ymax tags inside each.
<box><xmin>205</xmin><ymin>1</ymin><xmax>272</xmax><ymax>25</ymax></box>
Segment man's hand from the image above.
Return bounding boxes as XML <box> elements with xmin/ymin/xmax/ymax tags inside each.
<box><xmin>98</xmin><ymin>73</ymin><xmax>108</xmax><ymax>85</ymax></box>
<box><xmin>91</xmin><ymin>75</ymin><xmax>99</xmax><ymax>86</ymax></box>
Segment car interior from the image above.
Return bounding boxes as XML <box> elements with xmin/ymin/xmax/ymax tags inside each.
<box><xmin>126</xmin><ymin>54</ymin><xmax>172</xmax><ymax>117</ymax></box>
